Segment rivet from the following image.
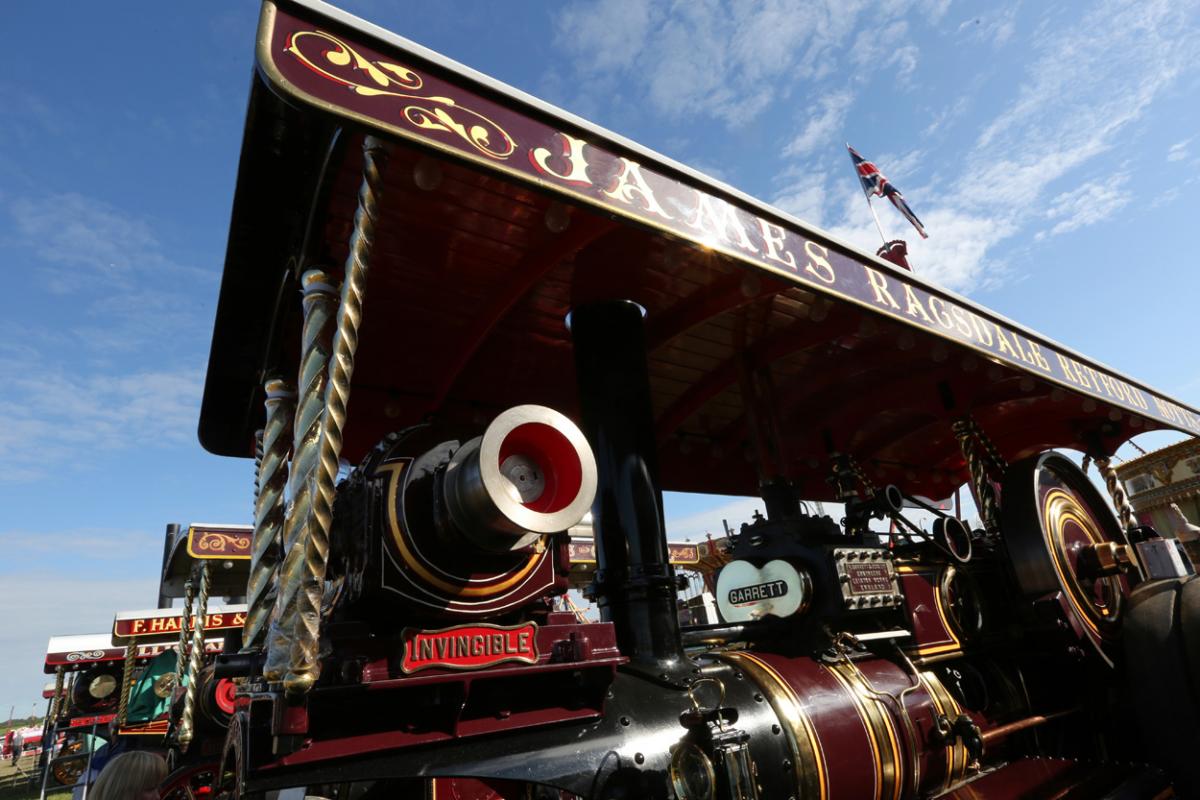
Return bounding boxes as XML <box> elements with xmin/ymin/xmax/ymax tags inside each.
<box><xmin>754</xmin><ymin>693</ymin><xmax>764</xmax><ymax>702</ymax></box>
<box><xmin>619</xmin><ymin>716</ymin><xmax>631</xmax><ymax>727</ymax></box>
<box><xmin>634</xmin><ymin>752</ymin><xmax>645</xmax><ymax>765</ymax></box>
<box><xmin>772</xmin><ymin>723</ymin><xmax>781</xmax><ymax>735</ymax></box>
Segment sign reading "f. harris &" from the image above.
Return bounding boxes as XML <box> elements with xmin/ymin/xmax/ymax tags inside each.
<box><xmin>400</xmin><ymin>622</ymin><xmax>538</xmax><ymax>674</ymax></box>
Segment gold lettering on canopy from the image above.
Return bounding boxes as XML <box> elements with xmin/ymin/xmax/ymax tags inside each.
<box><xmin>263</xmin><ymin>9</ymin><xmax>1200</xmax><ymax>435</ymax></box>
<box><xmin>604</xmin><ymin>158</ymin><xmax>673</xmax><ymax>219</ymax></box>
<box><xmin>530</xmin><ymin>132</ymin><xmax>592</xmax><ymax>185</ymax></box>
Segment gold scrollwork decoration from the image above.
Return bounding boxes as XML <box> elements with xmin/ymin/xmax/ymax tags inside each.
<box><xmin>196</xmin><ymin>532</ymin><xmax>251</xmax><ymax>554</ymax></box>
<box><xmin>284</xmin><ymin>30</ymin><xmax>516</xmax><ymax>161</ymax></box>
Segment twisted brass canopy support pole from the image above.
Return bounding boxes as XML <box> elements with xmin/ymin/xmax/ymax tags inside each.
<box><xmin>177</xmin><ymin>562</ymin><xmax>210</xmax><ymax>750</ymax></box>
<box><xmin>954</xmin><ymin>418</ymin><xmax>1000</xmax><ymax>534</ymax></box>
<box><xmin>115</xmin><ymin>644</ymin><xmax>137</xmax><ymax>727</ymax></box>
<box><xmin>174</xmin><ymin>579</ymin><xmax>194</xmax><ymax>684</ymax></box>
<box><xmin>1094</xmin><ymin>456</ymin><xmax>1136</xmax><ymax>531</ymax></box>
<box><xmin>263</xmin><ymin>271</ymin><xmax>339</xmax><ymax>682</ymax></box>
<box><xmin>49</xmin><ymin>666</ymin><xmax>64</xmax><ymax>721</ymax></box>
<box><xmin>244</xmin><ymin>379</ymin><xmax>295</xmax><ymax>653</ymax></box>
<box><xmin>285</xmin><ymin>136</ymin><xmax>391</xmax><ymax>695</ymax></box>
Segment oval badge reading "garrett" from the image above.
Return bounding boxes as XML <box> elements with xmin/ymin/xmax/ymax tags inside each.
<box><xmin>400</xmin><ymin>622</ymin><xmax>539</xmax><ymax>674</ymax></box>
<box><xmin>716</xmin><ymin>560</ymin><xmax>806</xmax><ymax>623</ymax></box>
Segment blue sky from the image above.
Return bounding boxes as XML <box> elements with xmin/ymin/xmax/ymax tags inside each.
<box><xmin>2</xmin><ymin>0</ymin><xmax>1198</xmax><ymax>712</ymax></box>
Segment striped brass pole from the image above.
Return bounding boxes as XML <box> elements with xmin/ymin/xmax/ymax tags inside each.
<box><xmin>254</xmin><ymin>428</ymin><xmax>265</xmax><ymax>508</ymax></box>
<box><xmin>49</xmin><ymin>667</ymin><xmax>64</xmax><ymax>721</ymax></box>
<box><xmin>285</xmin><ymin>136</ymin><xmax>390</xmax><ymax>695</ymax></box>
<box><xmin>263</xmin><ymin>271</ymin><xmax>339</xmax><ymax>682</ymax></box>
<box><xmin>954</xmin><ymin>418</ymin><xmax>1000</xmax><ymax>534</ymax></box>
<box><xmin>115</xmin><ymin>644</ymin><xmax>137</xmax><ymax>727</ymax></box>
<box><xmin>177</xmin><ymin>562</ymin><xmax>210</xmax><ymax>749</ymax></box>
<box><xmin>243</xmin><ymin>379</ymin><xmax>295</xmax><ymax>652</ymax></box>
<box><xmin>1095</xmin><ymin>456</ymin><xmax>1136</xmax><ymax>531</ymax></box>
<box><xmin>175</xmin><ymin>579</ymin><xmax>194</xmax><ymax>683</ymax></box>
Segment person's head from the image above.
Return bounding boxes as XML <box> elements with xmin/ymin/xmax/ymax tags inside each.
<box><xmin>90</xmin><ymin>751</ymin><xmax>167</xmax><ymax>800</ymax></box>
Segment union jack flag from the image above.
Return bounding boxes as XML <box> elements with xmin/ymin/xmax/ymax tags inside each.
<box><xmin>847</xmin><ymin>144</ymin><xmax>928</xmax><ymax>239</ymax></box>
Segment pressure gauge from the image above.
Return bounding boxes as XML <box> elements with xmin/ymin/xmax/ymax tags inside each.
<box><xmin>670</xmin><ymin>742</ymin><xmax>715</xmax><ymax>800</ymax></box>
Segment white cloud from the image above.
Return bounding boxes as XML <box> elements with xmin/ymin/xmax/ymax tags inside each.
<box><xmin>850</xmin><ymin>21</ymin><xmax>919</xmax><ymax>82</ymax></box>
<box><xmin>812</xmin><ymin>0</ymin><xmax>1198</xmax><ymax>294</ymax></box>
<box><xmin>554</xmin><ymin>0</ymin><xmax>923</xmax><ymax>125</ymax></box>
<box><xmin>0</xmin><ymin>573</ymin><xmax>159</xmax><ymax>718</ymax></box>
<box><xmin>1038</xmin><ymin>174</ymin><xmax>1132</xmax><ymax>239</ymax></box>
<box><xmin>783</xmin><ymin>91</ymin><xmax>853</xmax><ymax>158</ymax></box>
<box><xmin>8</xmin><ymin>192</ymin><xmax>211</xmax><ymax>292</ymax></box>
<box><xmin>1167</xmin><ymin>138</ymin><xmax>1192</xmax><ymax>162</ymax></box>
<box><xmin>0</xmin><ymin>361</ymin><xmax>203</xmax><ymax>481</ymax></box>
<box><xmin>554</xmin><ymin>0</ymin><xmax>657</xmax><ymax>73</ymax></box>
<box><xmin>956</xmin><ymin>7</ymin><xmax>1019</xmax><ymax>47</ymax></box>
<box><xmin>666</xmin><ymin>496</ymin><xmax>764</xmax><ymax>541</ymax></box>
<box><xmin>772</xmin><ymin>173</ymin><xmax>830</xmax><ymax>229</ymax></box>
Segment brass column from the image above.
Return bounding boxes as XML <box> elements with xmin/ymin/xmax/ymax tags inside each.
<box><xmin>244</xmin><ymin>378</ymin><xmax>295</xmax><ymax>652</ymax></box>
<box><xmin>48</xmin><ymin>667</ymin><xmax>64</xmax><ymax>722</ymax></box>
<box><xmin>172</xmin><ymin>578</ymin><xmax>193</xmax><ymax>715</ymax></box>
<box><xmin>285</xmin><ymin>136</ymin><xmax>390</xmax><ymax>695</ymax></box>
<box><xmin>115</xmin><ymin>644</ymin><xmax>137</xmax><ymax>727</ymax></box>
<box><xmin>177</xmin><ymin>562</ymin><xmax>210</xmax><ymax>749</ymax></box>
<box><xmin>263</xmin><ymin>272</ymin><xmax>339</xmax><ymax>682</ymax></box>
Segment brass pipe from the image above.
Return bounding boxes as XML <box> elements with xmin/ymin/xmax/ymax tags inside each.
<box><xmin>285</xmin><ymin>135</ymin><xmax>390</xmax><ymax>695</ymax></box>
<box><xmin>263</xmin><ymin>271</ymin><xmax>338</xmax><ymax>682</ymax></box>
<box><xmin>244</xmin><ymin>379</ymin><xmax>295</xmax><ymax>652</ymax></box>
<box><xmin>177</xmin><ymin>562</ymin><xmax>210</xmax><ymax>749</ymax></box>
<box><xmin>981</xmin><ymin>709</ymin><xmax>1078</xmax><ymax>745</ymax></box>
<box><xmin>115</xmin><ymin>644</ymin><xmax>137</xmax><ymax>727</ymax></box>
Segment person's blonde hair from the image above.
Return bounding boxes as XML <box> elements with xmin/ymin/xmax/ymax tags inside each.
<box><xmin>90</xmin><ymin>751</ymin><xmax>168</xmax><ymax>800</ymax></box>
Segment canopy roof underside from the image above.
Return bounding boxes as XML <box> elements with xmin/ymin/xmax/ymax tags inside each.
<box><xmin>200</xmin><ymin>1</ymin><xmax>1199</xmax><ymax>503</ymax></box>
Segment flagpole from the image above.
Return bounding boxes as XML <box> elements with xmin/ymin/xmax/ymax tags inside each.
<box><xmin>867</xmin><ymin>197</ymin><xmax>889</xmax><ymax>245</ymax></box>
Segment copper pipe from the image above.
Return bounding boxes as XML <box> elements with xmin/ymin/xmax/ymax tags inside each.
<box><xmin>285</xmin><ymin>136</ymin><xmax>390</xmax><ymax>695</ymax></box>
<box><xmin>981</xmin><ymin>709</ymin><xmax>1078</xmax><ymax>745</ymax></box>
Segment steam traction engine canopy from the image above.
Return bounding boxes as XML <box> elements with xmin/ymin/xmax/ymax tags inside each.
<box><xmin>195</xmin><ymin>2</ymin><xmax>1200</xmax><ymax>799</ymax></box>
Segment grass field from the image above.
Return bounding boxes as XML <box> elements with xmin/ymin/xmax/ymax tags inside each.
<box><xmin>0</xmin><ymin>757</ymin><xmax>72</xmax><ymax>800</ymax></box>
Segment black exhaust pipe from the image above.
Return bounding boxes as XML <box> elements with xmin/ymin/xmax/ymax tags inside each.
<box><xmin>570</xmin><ymin>300</ymin><xmax>689</xmax><ymax>679</ymax></box>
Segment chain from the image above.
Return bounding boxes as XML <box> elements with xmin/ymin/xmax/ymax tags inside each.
<box><xmin>286</xmin><ymin>136</ymin><xmax>390</xmax><ymax>696</ymax></box>
<box><xmin>953</xmin><ymin>418</ymin><xmax>1000</xmax><ymax>534</ymax></box>
<box><xmin>848</xmin><ymin>455</ymin><xmax>879</xmax><ymax>498</ymax></box>
<box><xmin>967</xmin><ymin>417</ymin><xmax>1007</xmax><ymax>476</ymax></box>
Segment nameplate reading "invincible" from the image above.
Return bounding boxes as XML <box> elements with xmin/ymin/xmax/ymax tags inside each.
<box><xmin>400</xmin><ymin>622</ymin><xmax>539</xmax><ymax>674</ymax></box>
